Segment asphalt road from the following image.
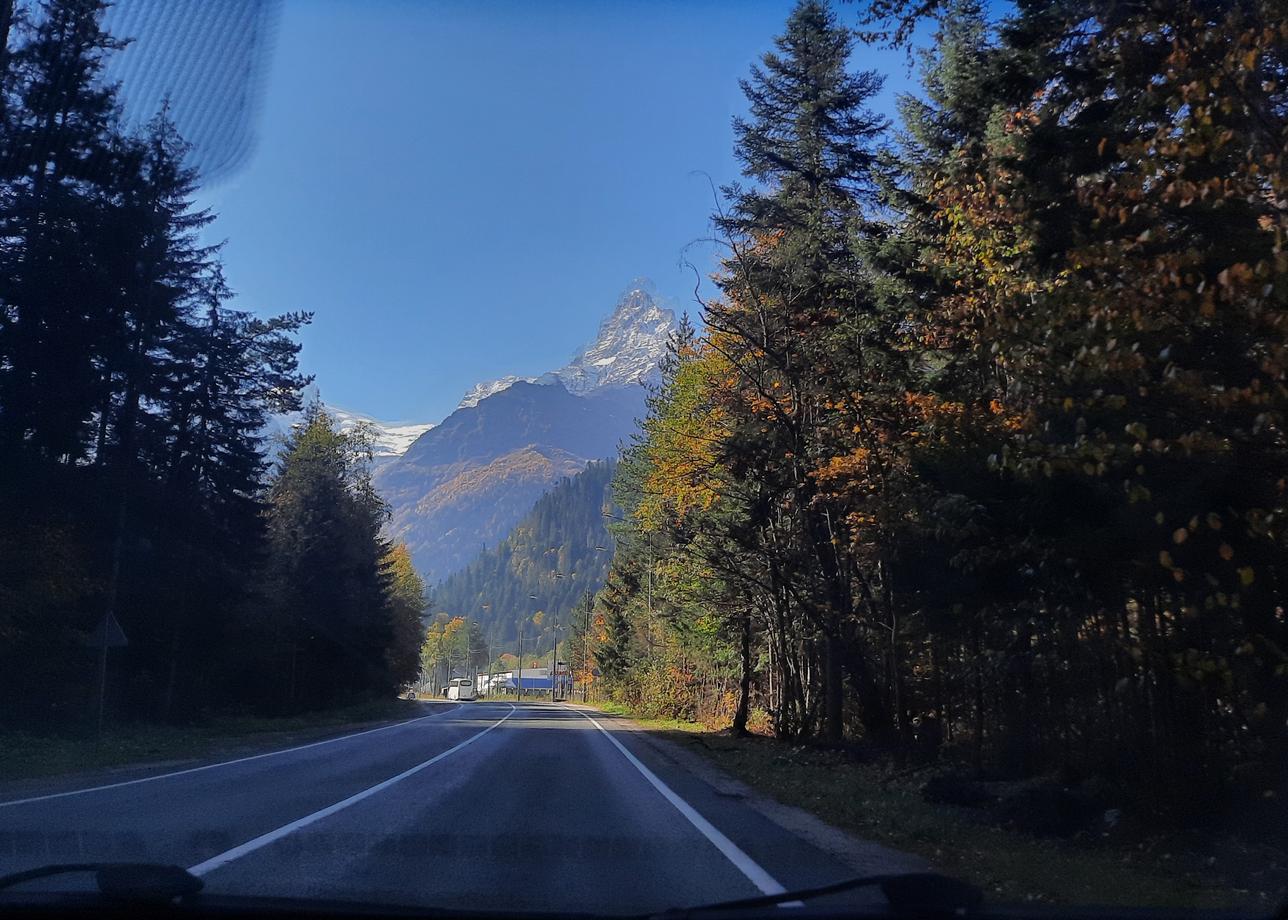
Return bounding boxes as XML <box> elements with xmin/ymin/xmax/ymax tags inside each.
<box><xmin>0</xmin><ymin>701</ymin><xmax>920</xmax><ymax>915</ymax></box>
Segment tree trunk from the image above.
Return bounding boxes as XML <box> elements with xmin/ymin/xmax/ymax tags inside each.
<box><xmin>732</xmin><ymin>610</ymin><xmax>752</xmax><ymax>736</ymax></box>
<box><xmin>823</xmin><ymin>633</ymin><xmax>843</xmax><ymax>742</ymax></box>
<box><xmin>972</xmin><ymin>620</ymin><xmax>985</xmax><ymax>774</ymax></box>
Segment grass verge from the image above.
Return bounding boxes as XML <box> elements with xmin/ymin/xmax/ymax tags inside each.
<box><xmin>588</xmin><ymin>700</ymin><xmax>711</xmax><ymax>734</ymax></box>
<box><xmin>0</xmin><ymin>698</ymin><xmax>424</xmax><ymax>784</ymax></box>
<box><xmin>582</xmin><ymin>701</ymin><xmax>1284</xmax><ymax>911</ymax></box>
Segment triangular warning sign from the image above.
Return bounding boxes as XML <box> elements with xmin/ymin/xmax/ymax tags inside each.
<box><xmin>89</xmin><ymin>612</ymin><xmax>129</xmax><ymax>648</ymax></box>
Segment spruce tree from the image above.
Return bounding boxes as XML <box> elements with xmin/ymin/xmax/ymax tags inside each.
<box><xmin>711</xmin><ymin>0</ymin><xmax>891</xmax><ymax>741</ymax></box>
<box><xmin>0</xmin><ymin>0</ymin><xmax>127</xmax><ymax>462</ymax></box>
<box><xmin>264</xmin><ymin>404</ymin><xmax>399</xmax><ymax>711</ymax></box>
<box><xmin>594</xmin><ymin>568</ymin><xmax>637</xmax><ymax>685</ymax></box>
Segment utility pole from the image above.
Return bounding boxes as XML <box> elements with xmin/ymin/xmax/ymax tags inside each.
<box><xmin>549</xmin><ymin>572</ymin><xmax>565</xmax><ymax>703</ymax></box>
<box><xmin>480</xmin><ymin>606</ymin><xmax>491</xmax><ymax>698</ymax></box>
<box><xmin>582</xmin><ymin>590</ymin><xmax>592</xmax><ymax>703</ymax></box>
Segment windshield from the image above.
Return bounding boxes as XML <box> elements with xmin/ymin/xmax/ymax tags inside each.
<box><xmin>0</xmin><ymin>0</ymin><xmax>1285</xmax><ymax>915</ymax></box>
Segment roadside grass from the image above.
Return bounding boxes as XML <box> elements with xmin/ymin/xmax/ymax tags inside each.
<box><xmin>582</xmin><ymin>701</ymin><xmax>1283</xmax><ymax>911</ymax></box>
<box><xmin>0</xmin><ymin>698</ymin><xmax>424</xmax><ymax>783</ymax></box>
<box><xmin>588</xmin><ymin>700</ymin><xmax>709</xmax><ymax>733</ymax></box>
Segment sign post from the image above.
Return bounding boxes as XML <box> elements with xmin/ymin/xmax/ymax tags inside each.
<box><xmin>89</xmin><ymin>611</ymin><xmax>128</xmax><ymax>736</ymax></box>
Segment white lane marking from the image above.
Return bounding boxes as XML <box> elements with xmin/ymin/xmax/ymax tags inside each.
<box><xmin>187</xmin><ymin>704</ymin><xmax>516</xmax><ymax>877</ymax></box>
<box><xmin>577</xmin><ymin>710</ymin><xmax>798</xmax><ymax>904</ymax></box>
<box><xmin>0</xmin><ymin>704</ymin><xmax>463</xmax><ymax>809</ymax></box>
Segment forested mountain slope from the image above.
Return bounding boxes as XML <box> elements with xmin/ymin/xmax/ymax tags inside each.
<box><xmin>430</xmin><ymin>459</ymin><xmax>617</xmax><ymax>652</ymax></box>
<box><xmin>374</xmin><ymin>383</ymin><xmax>639</xmax><ymax>580</ymax></box>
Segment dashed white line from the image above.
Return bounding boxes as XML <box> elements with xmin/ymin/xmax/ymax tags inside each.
<box><xmin>187</xmin><ymin>704</ymin><xmax>516</xmax><ymax>877</ymax></box>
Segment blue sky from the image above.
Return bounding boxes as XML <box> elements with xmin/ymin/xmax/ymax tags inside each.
<box><xmin>185</xmin><ymin>0</ymin><xmax>920</xmax><ymax>423</ymax></box>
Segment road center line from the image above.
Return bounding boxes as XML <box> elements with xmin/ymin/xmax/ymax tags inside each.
<box><xmin>187</xmin><ymin>704</ymin><xmax>516</xmax><ymax>877</ymax></box>
<box><xmin>576</xmin><ymin>709</ymin><xmax>797</xmax><ymax>904</ymax></box>
<box><xmin>0</xmin><ymin>703</ymin><xmax>462</xmax><ymax>809</ymax></box>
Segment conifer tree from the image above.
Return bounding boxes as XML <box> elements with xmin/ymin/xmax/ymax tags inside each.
<box><xmin>593</xmin><ymin>567</ymin><xmax>638</xmax><ymax>684</ymax></box>
<box><xmin>264</xmin><ymin>404</ymin><xmax>402</xmax><ymax>710</ymax></box>
<box><xmin>0</xmin><ymin>0</ymin><xmax>127</xmax><ymax>461</ymax></box>
<box><xmin>710</xmin><ymin>0</ymin><xmax>892</xmax><ymax>740</ymax></box>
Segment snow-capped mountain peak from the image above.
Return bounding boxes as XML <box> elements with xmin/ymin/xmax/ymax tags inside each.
<box><xmin>553</xmin><ymin>278</ymin><xmax>677</xmax><ymax>395</ymax></box>
<box><xmin>327</xmin><ymin>407</ymin><xmax>436</xmax><ymax>458</ymax></box>
<box><xmin>455</xmin><ymin>279</ymin><xmax>677</xmax><ymax>409</ymax></box>
<box><xmin>269</xmin><ymin>280</ymin><xmax>676</xmax><ymax>470</ymax></box>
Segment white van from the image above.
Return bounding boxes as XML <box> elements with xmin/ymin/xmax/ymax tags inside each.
<box><xmin>446</xmin><ymin>678</ymin><xmax>477</xmax><ymax>701</ymax></box>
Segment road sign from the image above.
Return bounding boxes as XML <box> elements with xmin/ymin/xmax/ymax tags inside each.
<box><xmin>89</xmin><ymin>611</ymin><xmax>129</xmax><ymax>648</ymax></box>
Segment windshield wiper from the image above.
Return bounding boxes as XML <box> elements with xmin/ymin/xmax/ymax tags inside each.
<box><xmin>0</xmin><ymin>863</ymin><xmax>203</xmax><ymax>902</ymax></box>
<box><xmin>650</xmin><ymin>871</ymin><xmax>983</xmax><ymax>918</ymax></box>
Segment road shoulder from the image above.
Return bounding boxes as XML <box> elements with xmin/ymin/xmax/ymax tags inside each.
<box><xmin>562</xmin><ymin>702</ymin><xmax>926</xmax><ymax>879</ymax></box>
<box><xmin>568</xmin><ymin>702</ymin><xmax>1278</xmax><ymax>910</ymax></box>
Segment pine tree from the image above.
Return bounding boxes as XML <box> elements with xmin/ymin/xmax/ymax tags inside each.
<box><xmin>867</xmin><ymin>0</ymin><xmax>1011</xmax><ymax>761</ymax></box>
<box><xmin>0</xmin><ymin>1</ymin><xmax>316</xmax><ymax>725</ymax></box>
<box><xmin>0</xmin><ymin>0</ymin><xmax>20</xmax><ymax>126</ymax></box>
<box><xmin>98</xmin><ymin>107</ymin><xmax>222</xmax><ymax>469</ymax></box>
<box><xmin>876</xmin><ymin>0</ymin><xmax>1288</xmax><ymax>796</ymax></box>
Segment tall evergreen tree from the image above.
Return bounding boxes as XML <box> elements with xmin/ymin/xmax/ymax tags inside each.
<box><xmin>0</xmin><ymin>0</ymin><xmax>127</xmax><ymax>462</ymax></box>
<box><xmin>264</xmin><ymin>404</ymin><xmax>402</xmax><ymax>711</ymax></box>
<box><xmin>594</xmin><ymin>567</ymin><xmax>637</xmax><ymax>684</ymax></box>
<box><xmin>710</xmin><ymin>0</ymin><xmax>893</xmax><ymax>740</ymax></box>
